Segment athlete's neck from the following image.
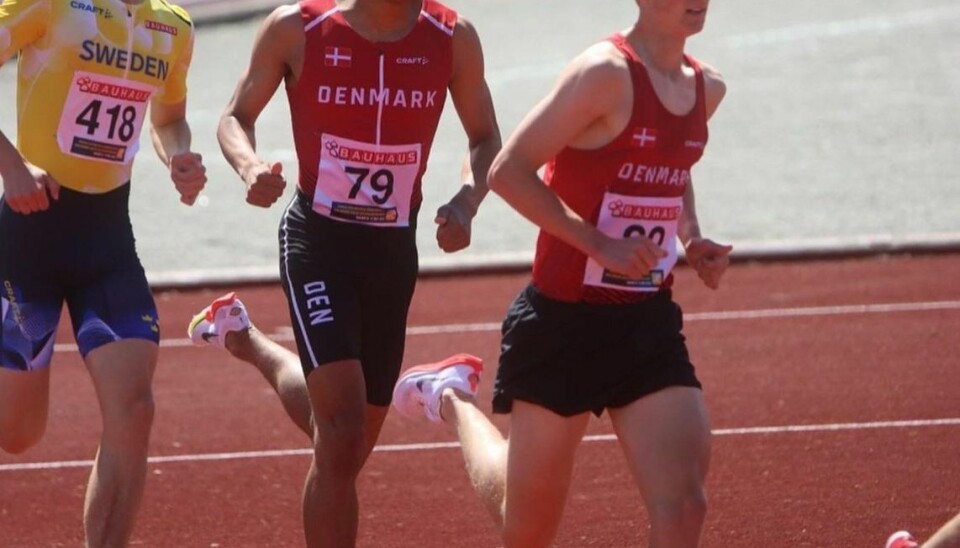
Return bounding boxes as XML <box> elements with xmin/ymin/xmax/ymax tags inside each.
<box><xmin>626</xmin><ymin>26</ymin><xmax>688</xmax><ymax>77</ymax></box>
<box><xmin>338</xmin><ymin>0</ymin><xmax>422</xmax><ymax>42</ymax></box>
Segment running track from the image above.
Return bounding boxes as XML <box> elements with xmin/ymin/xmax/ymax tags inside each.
<box><xmin>1</xmin><ymin>254</ymin><xmax>958</xmax><ymax>547</ymax></box>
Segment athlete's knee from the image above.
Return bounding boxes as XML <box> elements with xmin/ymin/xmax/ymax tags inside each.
<box><xmin>0</xmin><ymin>403</ymin><xmax>47</xmax><ymax>453</ymax></box>
<box><xmin>101</xmin><ymin>387</ymin><xmax>155</xmax><ymax>440</ymax></box>
<box><xmin>0</xmin><ymin>418</ymin><xmax>46</xmax><ymax>454</ymax></box>
<box><xmin>312</xmin><ymin>411</ymin><xmax>369</xmax><ymax>478</ymax></box>
<box><xmin>647</xmin><ymin>487</ymin><xmax>708</xmax><ymax>538</ymax></box>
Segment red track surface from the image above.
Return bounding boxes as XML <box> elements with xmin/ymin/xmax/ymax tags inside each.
<box><xmin>2</xmin><ymin>254</ymin><xmax>959</xmax><ymax>547</ymax></box>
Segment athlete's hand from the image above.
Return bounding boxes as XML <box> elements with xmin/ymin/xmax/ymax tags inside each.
<box><xmin>2</xmin><ymin>161</ymin><xmax>60</xmax><ymax>215</ymax></box>
<box><xmin>435</xmin><ymin>201</ymin><xmax>473</xmax><ymax>253</ymax></box>
<box><xmin>170</xmin><ymin>152</ymin><xmax>207</xmax><ymax>206</ymax></box>
<box><xmin>243</xmin><ymin>161</ymin><xmax>286</xmax><ymax>208</ymax></box>
<box><xmin>685</xmin><ymin>237</ymin><xmax>733</xmax><ymax>289</ymax></box>
<box><xmin>594</xmin><ymin>234</ymin><xmax>667</xmax><ymax>279</ymax></box>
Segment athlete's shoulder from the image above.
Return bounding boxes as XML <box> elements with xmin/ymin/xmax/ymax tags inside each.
<box><xmin>541</xmin><ymin>38</ymin><xmax>631</xmax><ymax>120</ymax></box>
<box><xmin>0</xmin><ymin>0</ymin><xmax>53</xmax><ymax>63</ymax></box>
<box><xmin>267</xmin><ymin>3</ymin><xmax>310</xmax><ymax>31</ymax></box>
<box><xmin>566</xmin><ymin>39</ymin><xmax>632</xmax><ymax>88</ymax></box>
<box><xmin>422</xmin><ymin>0</ymin><xmax>456</xmax><ymax>36</ymax></box>
<box><xmin>156</xmin><ymin>0</ymin><xmax>191</xmax><ymax>25</ymax></box>
<box><xmin>149</xmin><ymin>0</ymin><xmax>196</xmax><ymax>39</ymax></box>
<box><xmin>690</xmin><ymin>56</ymin><xmax>725</xmax><ymax>87</ymax></box>
<box><xmin>689</xmin><ymin>55</ymin><xmax>726</xmax><ymax>116</ymax></box>
<box><xmin>0</xmin><ymin>0</ymin><xmax>52</xmax><ymax>30</ymax></box>
<box><xmin>259</xmin><ymin>4</ymin><xmax>305</xmax><ymax>47</ymax></box>
<box><xmin>0</xmin><ymin>0</ymin><xmax>51</xmax><ymax>17</ymax></box>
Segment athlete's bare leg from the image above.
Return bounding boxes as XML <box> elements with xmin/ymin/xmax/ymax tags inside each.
<box><xmin>442</xmin><ymin>392</ymin><xmax>589</xmax><ymax>548</ymax></box>
<box><xmin>925</xmin><ymin>511</ymin><xmax>960</xmax><ymax>548</ymax></box>
<box><xmin>609</xmin><ymin>386</ymin><xmax>711</xmax><ymax>548</ymax></box>
<box><xmin>302</xmin><ymin>359</ymin><xmax>388</xmax><ymax>548</ymax></box>
<box><xmin>0</xmin><ymin>368</ymin><xmax>50</xmax><ymax>454</ymax></box>
<box><xmin>440</xmin><ymin>389</ymin><xmax>509</xmax><ymax>526</ymax></box>
<box><xmin>224</xmin><ymin>327</ymin><xmax>313</xmax><ymax>438</ymax></box>
<box><xmin>83</xmin><ymin>339</ymin><xmax>157</xmax><ymax>548</ymax></box>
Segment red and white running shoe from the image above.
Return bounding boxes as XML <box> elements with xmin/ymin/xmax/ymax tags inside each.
<box><xmin>392</xmin><ymin>354</ymin><xmax>483</xmax><ymax>423</ymax></box>
<box><xmin>187</xmin><ymin>292</ymin><xmax>251</xmax><ymax>348</ymax></box>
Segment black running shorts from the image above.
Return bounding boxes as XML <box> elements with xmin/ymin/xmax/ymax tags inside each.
<box><xmin>279</xmin><ymin>192</ymin><xmax>418</xmax><ymax>406</ymax></box>
<box><xmin>0</xmin><ymin>184</ymin><xmax>159</xmax><ymax>370</ymax></box>
<box><xmin>492</xmin><ymin>283</ymin><xmax>701</xmax><ymax>417</ymax></box>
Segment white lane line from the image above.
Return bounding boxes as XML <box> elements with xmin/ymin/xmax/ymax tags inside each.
<box><xmin>684</xmin><ymin>300</ymin><xmax>960</xmax><ymax>321</ymax></box>
<box><xmin>2</xmin><ymin>418</ymin><xmax>958</xmax><ymax>473</ymax></box>
<box><xmin>51</xmin><ymin>299</ymin><xmax>960</xmax><ymax>353</ymax></box>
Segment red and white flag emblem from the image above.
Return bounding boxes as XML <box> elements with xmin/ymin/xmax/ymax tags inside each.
<box><xmin>632</xmin><ymin>127</ymin><xmax>658</xmax><ymax>148</ymax></box>
<box><xmin>324</xmin><ymin>47</ymin><xmax>352</xmax><ymax>68</ymax></box>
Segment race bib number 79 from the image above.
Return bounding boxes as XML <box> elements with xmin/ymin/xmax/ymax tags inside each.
<box><xmin>583</xmin><ymin>193</ymin><xmax>683</xmax><ymax>292</ymax></box>
<box><xmin>314</xmin><ymin>133</ymin><xmax>421</xmax><ymax>227</ymax></box>
<box><xmin>57</xmin><ymin>71</ymin><xmax>154</xmax><ymax>164</ymax></box>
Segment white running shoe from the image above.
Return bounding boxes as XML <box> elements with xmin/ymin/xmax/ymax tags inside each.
<box><xmin>392</xmin><ymin>354</ymin><xmax>483</xmax><ymax>423</ymax></box>
<box><xmin>187</xmin><ymin>292</ymin><xmax>251</xmax><ymax>348</ymax></box>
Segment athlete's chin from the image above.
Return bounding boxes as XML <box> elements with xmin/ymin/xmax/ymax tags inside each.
<box><xmin>682</xmin><ymin>10</ymin><xmax>707</xmax><ymax>33</ymax></box>
<box><xmin>681</xmin><ymin>20</ymin><xmax>706</xmax><ymax>36</ymax></box>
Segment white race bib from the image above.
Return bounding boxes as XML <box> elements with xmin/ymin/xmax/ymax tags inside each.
<box><xmin>314</xmin><ymin>133</ymin><xmax>422</xmax><ymax>226</ymax></box>
<box><xmin>583</xmin><ymin>193</ymin><xmax>683</xmax><ymax>292</ymax></box>
<box><xmin>57</xmin><ymin>71</ymin><xmax>154</xmax><ymax>164</ymax></box>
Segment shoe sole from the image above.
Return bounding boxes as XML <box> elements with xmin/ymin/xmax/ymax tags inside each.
<box><xmin>399</xmin><ymin>353</ymin><xmax>484</xmax><ymax>380</ymax></box>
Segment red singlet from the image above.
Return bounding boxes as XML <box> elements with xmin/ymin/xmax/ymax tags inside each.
<box><xmin>532</xmin><ymin>34</ymin><xmax>710</xmax><ymax>304</ymax></box>
<box><xmin>289</xmin><ymin>0</ymin><xmax>456</xmax><ymax>227</ymax></box>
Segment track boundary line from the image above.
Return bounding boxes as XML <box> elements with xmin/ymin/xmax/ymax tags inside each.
<box><xmin>48</xmin><ymin>299</ymin><xmax>960</xmax><ymax>353</ymax></box>
<box><xmin>147</xmin><ymin>233</ymin><xmax>960</xmax><ymax>289</ymax></box>
<box><xmin>3</xmin><ymin>418</ymin><xmax>959</xmax><ymax>473</ymax></box>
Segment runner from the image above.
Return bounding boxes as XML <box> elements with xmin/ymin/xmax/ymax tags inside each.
<box><xmin>393</xmin><ymin>0</ymin><xmax>731</xmax><ymax>546</ymax></box>
<box><xmin>204</xmin><ymin>0</ymin><xmax>500</xmax><ymax>545</ymax></box>
<box><xmin>0</xmin><ymin>0</ymin><xmax>206</xmax><ymax>545</ymax></box>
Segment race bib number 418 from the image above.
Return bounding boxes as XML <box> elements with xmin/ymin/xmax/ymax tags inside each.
<box><xmin>57</xmin><ymin>71</ymin><xmax>154</xmax><ymax>164</ymax></box>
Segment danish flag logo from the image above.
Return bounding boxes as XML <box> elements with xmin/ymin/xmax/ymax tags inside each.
<box><xmin>324</xmin><ymin>47</ymin><xmax>352</xmax><ymax>68</ymax></box>
<box><xmin>632</xmin><ymin>127</ymin><xmax>658</xmax><ymax>148</ymax></box>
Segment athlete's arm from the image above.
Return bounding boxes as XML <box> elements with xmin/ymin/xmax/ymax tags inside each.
<box><xmin>435</xmin><ymin>16</ymin><xmax>502</xmax><ymax>253</ymax></box>
<box><xmin>150</xmin><ymin>100</ymin><xmax>207</xmax><ymax>206</ymax></box>
<box><xmin>0</xmin><ymin>130</ymin><xmax>60</xmax><ymax>214</ymax></box>
<box><xmin>488</xmin><ymin>44</ymin><xmax>665</xmax><ymax>278</ymax></box>
<box><xmin>0</xmin><ymin>0</ymin><xmax>59</xmax><ymax>214</ymax></box>
<box><xmin>148</xmin><ymin>23</ymin><xmax>206</xmax><ymax>205</ymax></box>
<box><xmin>0</xmin><ymin>0</ymin><xmax>50</xmax><ymax>65</ymax></box>
<box><xmin>218</xmin><ymin>6</ymin><xmax>302</xmax><ymax>208</ymax></box>
<box><xmin>700</xmin><ymin>62</ymin><xmax>727</xmax><ymax>121</ymax></box>
<box><xmin>679</xmin><ymin>183</ymin><xmax>731</xmax><ymax>289</ymax></box>
<box><xmin>680</xmin><ymin>63</ymin><xmax>732</xmax><ymax>289</ymax></box>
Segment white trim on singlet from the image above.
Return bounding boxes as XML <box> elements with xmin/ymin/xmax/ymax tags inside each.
<box><xmin>280</xmin><ymin>198</ymin><xmax>321</xmax><ymax>370</ymax></box>
<box><xmin>305</xmin><ymin>6</ymin><xmax>340</xmax><ymax>33</ymax></box>
<box><xmin>420</xmin><ymin>10</ymin><xmax>454</xmax><ymax>37</ymax></box>
<box><xmin>307</xmin><ymin>6</ymin><xmax>453</xmax><ymax>37</ymax></box>
<box><xmin>376</xmin><ymin>53</ymin><xmax>384</xmax><ymax>145</ymax></box>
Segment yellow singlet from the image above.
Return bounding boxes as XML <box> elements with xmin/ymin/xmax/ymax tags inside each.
<box><xmin>0</xmin><ymin>0</ymin><xmax>194</xmax><ymax>193</ymax></box>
